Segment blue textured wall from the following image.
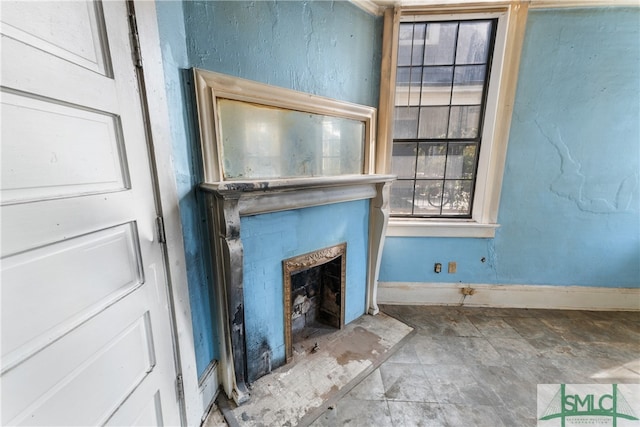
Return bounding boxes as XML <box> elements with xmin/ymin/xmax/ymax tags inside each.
<box><xmin>156</xmin><ymin>1</ymin><xmax>382</xmax><ymax>376</ymax></box>
<box><xmin>241</xmin><ymin>200</ymin><xmax>370</xmax><ymax>381</ymax></box>
<box><xmin>380</xmin><ymin>7</ymin><xmax>640</xmax><ymax>288</ymax></box>
<box><xmin>183</xmin><ymin>0</ymin><xmax>382</xmax><ymax>107</ymax></box>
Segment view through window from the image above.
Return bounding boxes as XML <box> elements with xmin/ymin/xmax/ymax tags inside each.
<box><xmin>391</xmin><ymin>19</ymin><xmax>497</xmax><ymax>217</ymax></box>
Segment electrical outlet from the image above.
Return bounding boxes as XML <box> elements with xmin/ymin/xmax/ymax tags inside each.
<box><xmin>434</xmin><ymin>263</ymin><xmax>442</xmax><ymax>273</ymax></box>
<box><xmin>448</xmin><ymin>261</ymin><xmax>457</xmax><ymax>274</ymax></box>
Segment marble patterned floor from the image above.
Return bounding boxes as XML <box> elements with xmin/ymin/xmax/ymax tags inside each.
<box><xmin>308</xmin><ymin>305</ymin><xmax>640</xmax><ymax>427</ymax></box>
<box><xmin>207</xmin><ymin>305</ymin><xmax>640</xmax><ymax>426</ymax></box>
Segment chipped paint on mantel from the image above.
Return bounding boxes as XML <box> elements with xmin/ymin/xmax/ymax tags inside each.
<box><xmin>201</xmin><ymin>174</ymin><xmax>395</xmax><ymax>216</ymax></box>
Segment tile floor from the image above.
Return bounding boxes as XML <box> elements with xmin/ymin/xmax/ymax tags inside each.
<box><xmin>308</xmin><ymin>305</ymin><xmax>640</xmax><ymax>427</ymax></box>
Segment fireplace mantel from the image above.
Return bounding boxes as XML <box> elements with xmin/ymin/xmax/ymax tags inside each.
<box><xmin>201</xmin><ymin>174</ymin><xmax>394</xmax><ymax>216</ymax></box>
<box><xmin>200</xmin><ymin>174</ymin><xmax>394</xmax><ymax>404</ymax></box>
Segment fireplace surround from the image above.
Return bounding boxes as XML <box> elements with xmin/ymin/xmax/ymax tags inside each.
<box><xmin>194</xmin><ymin>69</ymin><xmax>394</xmax><ymax>404</ymax></box>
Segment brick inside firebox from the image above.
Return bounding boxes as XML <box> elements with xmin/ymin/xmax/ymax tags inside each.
<box><xmin>290</xmin><ymin>257</ymin><xmax>342</xmax><ymax>342</ymax></box>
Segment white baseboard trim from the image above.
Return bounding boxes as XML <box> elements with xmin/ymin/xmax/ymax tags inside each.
<box><xmin>378</xmin><ymin>282</ymin><xmax>640</xmax><ymax>311</ymax></box>
<box><xmin>198</xmin><ymin>360</ymin><xmax>220</xmax><ymax>423</ymax></box>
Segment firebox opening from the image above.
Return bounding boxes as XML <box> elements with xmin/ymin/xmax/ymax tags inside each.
<box><xmin>290</xmin><ymin>257</ymin><xmax>342</xmax><ymax>347</ymax></box>
<box><xmin>283</xmin><ymin>242</ymin><xmax>346</xmax><ymax>362</ymax></box>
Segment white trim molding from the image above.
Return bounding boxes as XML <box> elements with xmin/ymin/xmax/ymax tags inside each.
<box><xmin>198</xmin><ymin>361</ymin><xmax>220</xmax><ymax>424</ymax></box>
<box><xmin>379</xmin><ymin>282</ymin><xmax>640</xmax><ymax>311</ymax></box>
<box><xmin>133</xmin><ymin>2</ymin><xmax>212</xmax><ymax>425</ymax></box>
<box><xmin>529</xmin><ymin>0</ymin><xmax>640</xmax><ymax>8</ymax></box>
<box><xmin>350</xmin><ymin>0</ymin><xmax>387</xmax><ymax>15</ymax></box>
<box><xmin>363</xmin><ymin>0</ymin><xmax>639</xmax><ymax>12</ymax></box>
<box><xmin>387</xmin><ymin>219</ymin><xmax>499</xmax><ymax>237</ymax></box>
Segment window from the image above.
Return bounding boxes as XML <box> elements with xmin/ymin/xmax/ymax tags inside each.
<box><xmin>378</xmin><ymin>6</ymin><xmax>528</xmax><ymax>238</ymax></box>
<box><xmin>391</xmin><ymin>19</ymin><xmax>496</xmax><ymax>218</ymax></box>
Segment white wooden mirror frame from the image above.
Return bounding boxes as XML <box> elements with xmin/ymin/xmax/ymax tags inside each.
<box><xmin>193</xmin><ymin>68</ymin><xmax>378</xmax><ymax>183</ymax></box>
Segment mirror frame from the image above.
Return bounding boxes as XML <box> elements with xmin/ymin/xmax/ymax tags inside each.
<box><xmin>193</xmin><ymin>68</ymin><xmax>377</xmax><ymax>183</ymax></box>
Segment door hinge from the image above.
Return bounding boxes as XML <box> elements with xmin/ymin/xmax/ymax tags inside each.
<box><xmin>156</xmin><ymin>216</ymin><xmax>167</xmax><ymax>244</ymax></box>
<box><xmin>127</xmin><ymin>11</ymin><xmax>143</xmax><ymax>68</ymax></box>
<box><xmin>176</xmin><ymin>374</ymin><xmax>185</xmax><ymax>401</ymax></box>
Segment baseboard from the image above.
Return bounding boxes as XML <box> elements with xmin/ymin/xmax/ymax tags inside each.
<box><xmin>378</xmin><ymin>282</ymin><xmax>640</xmax><ymax>311</ymax></box>
<box><xmin>198</xmin><ymin>360</ymin><xmax>220</xmax><ymax>423</ymax></box>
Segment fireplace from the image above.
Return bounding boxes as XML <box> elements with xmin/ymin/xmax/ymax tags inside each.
<box><xmin>283</xmin><ymin>243</ymin><xmax>346</xmax><ymax>362</ymax></box>
<box><xmin>193</xmin><ymin>69</ymin><xmax>394</xmax><ymax>404</ymax></box>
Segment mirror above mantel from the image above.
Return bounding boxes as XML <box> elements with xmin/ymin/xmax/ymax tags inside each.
<box><xmin>192</xmin><ymin>68</ymin><xmax>378</xmax><ymax>184</ymax></box>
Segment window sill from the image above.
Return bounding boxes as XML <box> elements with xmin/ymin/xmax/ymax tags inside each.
<box><xmin>386</xmin><ymin>218</ymin><xmax>499</xmax><ymax>238</ymax></box>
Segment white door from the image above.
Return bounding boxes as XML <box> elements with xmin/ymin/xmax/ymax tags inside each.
<box><xmin>1</xmin><ymin>1</ymin><xmax>181</xmax><ymax>425</ymax></box>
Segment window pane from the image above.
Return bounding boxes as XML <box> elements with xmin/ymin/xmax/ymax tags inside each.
<box><xmin>411</xmin><ymin>24</ymin><xmax>426</xmax><ymax>65</ymax></box>
<box><xmin>421</xmin><ymin>66</ymin><xmax>453</xmax><ymax>106</ymax></box>
<box><xmin>395</xmin><ymin>67</ymin><xmax>423</xmax><ymax>106</ymax></box>
<box><xmin>395</xmin><ymin>67</ymin><xmax>410</xmax><ymax>106</ymax></box>
<box><xmin>395</xmin><ymin>67</ymin><xmax>422</xmax><ymax>106</ymax></box>
<box><xmin>424</xmin><ymin>22</ymin><xmax>457</xmax><ymax>65</ymax></box>
<box><xmin>409</xmin><ymin>67</ymin><xmax>423</xmax><ymax>105</ymax></box>
<box><xmin>394</xmin><ymin>106</ymin><xmax>419</xmax><ymax>139</ymax></box>
<box><xmin>416</xmin><ymin>143</ymin><xmax>446</xmax><ymax>179</ymax></box>
<box><xmin>445</xmin><ymin>143</ymin><xmax>477</xmax><ymax>179</ymax></box>
<box><xmin>413</xmin><ymin>180</ymin><xmax>444</xmax><ymax>215</ymax></box>
<box><xmin>392</xmin><ymin>142</ymin><xmax>417</xmax><ymax>179</ymax></box>
<box><xmin>418</xmin><ymin>106</ymin><xmax>449</xmax><ymax>139</ymax></box>
<box><xmin>397</xmin><ymin>24</ymin><xmax>414</xmax><ymax>66</ymax></box>
<box><xmin>448</xmin><ymin>105</ymin><xmax>480</xmax><ymax>138</ymax></box>
<box><xmin>396</xmin><ymin>67</ymin><xmax>411</xmax><ymax>86</ymax></box>
<box><xmin>452</xmin><ymin>65</ymin><xmax>486</xmax><ymax>105</ymax></box>
<box><xmin>456</xmin><ymin>21</ymin><xmax>492</xmax><ymax>65</ymax></box>
<box><xmin>390</xmin><ymin>180</ymin><xmax>415</xmax><ymax>214</ymax></box>
<box><xmin>442</xmin><ymin>180</ymin><xmax>473</xmax><ymax>215</ymax></box>
<box><xmin>422</xmin><ymin>66</ymin><xmax>454</xmax><ymax>85</ymax></box>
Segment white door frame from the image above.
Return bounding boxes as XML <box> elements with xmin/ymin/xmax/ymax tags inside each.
<box><xmin>131</xmin><ymin>1</ymin><xmax>219</xmax><ymax>425</ymax></box>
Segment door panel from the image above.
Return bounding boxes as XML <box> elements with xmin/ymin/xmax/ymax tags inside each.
<box><xmin>1</xmin><ymin>1</ymin><xmax>180</xmax><ymax>425</ymax></box>
<box><xmin>0</xmin><ymin>0</ymin><xmax>111</xmax><ymax>75</ymax></box>
<box><xmin>1</xmin><ymin>90</ymin><xmax>128</xmax><ymax>204</ymax></box>
<box><xmin>1</xmin><ymin>223</ymin><xmax>143</xmax><ymax>362</ymax></box>
<box><xmin>3</xmin><ymin>309</ymin><xmax>155</xmax><ymax>425</ymax></box>
<box><xmin>105</xmin><ymin>390</ymin><xmax>165</xmax><ymax>427</ymax></box>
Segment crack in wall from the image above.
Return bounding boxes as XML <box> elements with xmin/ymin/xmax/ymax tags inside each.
<box><xmin>302</xmin><ymin>2</ymin><xmax>316</xmax><ymax>82</ymax></box>
<box><xmin>487</xmin><ymin>239</ymin><xmax>499</xmax><ymax>282</ymax></box>
<box><xmin>534</xmin><ymin>119</ymin><xmax>638</xmax><ymax>214</ymax></box>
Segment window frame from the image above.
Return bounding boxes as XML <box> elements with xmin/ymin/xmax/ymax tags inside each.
<box><xmin>376</xmin><ymin>3</ymin><xmax>529</xmax><ymax>238</ymax></box>
<box><xmin>392</xmin><ymin>17</ymin><xmax>498</xmax><ymax>219</ymax></box>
